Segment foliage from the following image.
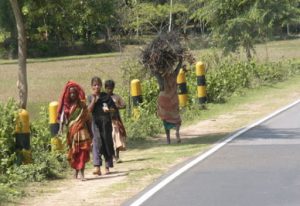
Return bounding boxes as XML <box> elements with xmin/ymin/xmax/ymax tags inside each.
<box><xmin>0</xmin><ymin>0</ymin><xmax>299</xmax><ymax>58</ymax></box>
<box><xmin>139</xmin><ymin>77</ymin><xmax>160</xmax><ymax>115</ymax></box>
<box><xmin>0</xmin><ymin>0</ymin><xmax>15</xmax><ymax>34</ymax></box>
<box><xmin>124</xmin><ymin>2</ymin><xmax>187</xmax><ymax>34</ymax></box>
<box><xmin>120</xmin><ymin>59</ymin><xmax>162</xmax><ymax>139</ymax></box>
<box><xmin>204</xmin><ymin>56</ymin><xmax>300</xmax><ymax>103</ymax></box>
<box><xmin>0</xmin><ymin>99</ymin><xmax>18</xmax><ymax>174</ymax></box>
<box><xmin>192</xmin><ymin>0</ymin><xmax>300</xmax><ymax>60</ymax></box>
<box><xmin>125</xmin><ymin>108</ymin><xmax>162</xmax><ymax>140</ymax></box>
<box><xmin>120</xmin><ymin>47</ymin><xmax>300</xmax><ymax>138</ymax></box>
<box><xmin>0</xmin><ymin>102</ymin><xmax>68</xmax><ymax>202</ymax></box>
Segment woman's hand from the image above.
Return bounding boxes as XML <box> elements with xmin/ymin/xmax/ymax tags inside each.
<box><xmin>92</xmin><ymin>95</ymin><xmax>99</xmax><ymax>103</ymax></box>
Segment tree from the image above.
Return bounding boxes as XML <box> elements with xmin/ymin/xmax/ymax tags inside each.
<box><xmin>0</xmin><ymin>0</ymin><xmax>17</xmax><ymax>59</ymax></box>
<box><xmin>9</xmin><ymin>0</ymin><xmax>28</xmax><ymax>109</ymax></box>
<box><xmin>193</xmin><ymin>0</ymin><xmax>300</xmax><ymax>60</ymax></box>
<box><xmin>123</xmin><ymin>1</ymin><xmax>187</xmax><ymax>35</ymax></box>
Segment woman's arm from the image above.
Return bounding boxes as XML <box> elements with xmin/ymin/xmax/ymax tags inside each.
<box><xmin>87</xmin><ymin>95</ymin><xmax>98</xmax><ymax>112</ymax></box>
<box><xmin>174</xmin><ymin>58</ymin><xmax>183</xmax><ymax>76</ymax></box>
<box><xmin>107</xmin><ymin>95</ymin><xmax>117</xmax><ymax>111</ymax></box>
<box><xmin>58</xmin><ymin>110</ymin><xmax>65</xmax><ymax>135</ymax></box>
<box><xmin>116</xmin><ymin>94</ymin><xmax>126</xmax><ymax>109</ymax></box>
<box><xmin>154</xmin><ymin>72</ymin><xmax>165</xmax><ymax>91</ymax></box>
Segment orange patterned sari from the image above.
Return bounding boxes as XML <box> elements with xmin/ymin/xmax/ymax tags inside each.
<box><xmin>66</xmin><ymin>102</ymin><xmax>92</xmax><ymax>170</ymax></box>
<box><xmin>157</xmin><ymin>73</ymin><xmax>181</xmax><ymax>127</ymax></box>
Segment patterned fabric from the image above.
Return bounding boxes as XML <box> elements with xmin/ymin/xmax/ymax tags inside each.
<box><xmin>112</xmin><ymin>119</ymin><xmax>126</xmax><ymax>151</ymax></box>
<box><xmin>58</xmin><ymin>81</ymin><xmax>91</xmax><ymax>170</ymax></box>
<box><xmin>66</xmin><ymin>103</ymin><xmax>91</xmax><ymax>170</ymax></box>
<box><xmin>111</xmin><ymin>94</ymin><xmax>126</xmax><ymax>151</ymax></box>
<box><xmin>157</xmin><ymin>73</ymin><xmax>181</xmax><ymax>126</ymax></box>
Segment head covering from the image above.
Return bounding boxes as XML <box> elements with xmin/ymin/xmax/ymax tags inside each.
<box><xmin>57</xmin><ymin>80</ymin><xmax>86</xmax><ymax>120</ymax></box>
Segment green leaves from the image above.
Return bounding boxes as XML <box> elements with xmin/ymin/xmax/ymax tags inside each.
<box><xmin>0</xmin><ymin>101</ymin><xmax>68</xmax><ymax>202</ymax></box>
<box><xmin>192</xmin><ymin>0</ymin><xmax>300</xmax><ymax>60</ymax></box>
<box><xmin>205</xmin><ymin>57</ymin><xmax>300</xmax><ymax>103</ymax></box>
<box><xmin>0</xmin><ymin>99</ymin><xmax>18</xmax><ymax>174</ymax></box>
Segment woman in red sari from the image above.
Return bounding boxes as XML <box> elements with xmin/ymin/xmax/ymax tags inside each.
<box><xmin>57</xmin><ymin>81</ymin><xmax>92</xmax><ymax>180</ymax></box>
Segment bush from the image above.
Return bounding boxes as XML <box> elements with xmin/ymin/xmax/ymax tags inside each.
<box><xmin>0</xmin><ymin>99</ymin><xmax>18</xmax><ymax>174</ymax></box>
<box><xmin>0</xmin><ymin>102</ymin><xmax>68</xmax><ymax>203</ymax></box>
<box><xmin>203</xmin><ymin>56</ymin><xmax>300</xmax><ymax>103</ymax></box>
<box><xmin>120</xmin><ymin>53</ymin><xmax>300</xmax><ymax>140</ymax></box>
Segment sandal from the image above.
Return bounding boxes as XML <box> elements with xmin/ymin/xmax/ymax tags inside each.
<box><xmin>105</xmin><ymin>167</ymin><xmax>110</xmax><ymax>175</ymax></box>
<box><xmin>92</xmin><ymin>166</ymin><xmax>102</xmax><ymax>176</ymax></box>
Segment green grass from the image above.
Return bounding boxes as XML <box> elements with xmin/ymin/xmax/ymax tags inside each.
<box><xmin>0</xmin><ymin>52</ymin><xmax>122</xmax><ymax>65</ymax></box>
<box><xmin>193</xmin><ymin>38</ymin><xmax>300</xmax><ymax>63</ymax></box>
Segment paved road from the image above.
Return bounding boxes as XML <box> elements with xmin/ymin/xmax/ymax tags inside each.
<box><xmin>125</xmin><ymin>100</ymin><xmax>300</xmax><ymax>206</ymax></box>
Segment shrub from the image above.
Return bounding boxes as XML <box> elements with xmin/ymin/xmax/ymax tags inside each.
<box><xmin>0</xmin><ymin>102</ymin><xmax>68</xmax><ymax>202</ymax></box>
<box><xmin>0</xmin><ymin>99</ymin><xmax>18</xmax><ymax>174</ymax></box>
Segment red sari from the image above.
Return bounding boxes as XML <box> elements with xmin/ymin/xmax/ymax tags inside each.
<box><xmin>57</xmin><ymin>81</ymin><xmax>91</xmax><ymax>170</ymax></box>
<box><xmin>66</xmin><ymin>103</ymin><xmax>91</xmax><ymax>170</ymax></box>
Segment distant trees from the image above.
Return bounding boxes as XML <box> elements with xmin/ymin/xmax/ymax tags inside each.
<box><xmin>192</xmin><ymin>0</ymin><xmax>300</xmax><ymax>60</ymax></box>
<box><xmin>0</xmin><ymin>0</ymin><xmax>16</xmax><ymax>59</ymax></box>
<box><xmin>0</xmin><ymin>0</ymin><xmax>299</xmax><ymax>59</ymax></box>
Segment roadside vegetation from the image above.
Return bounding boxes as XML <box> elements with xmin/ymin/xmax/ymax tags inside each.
<box><xmin>0</xmin><ymin>0</ymin><xmax>300</xmax><ymax>204</ymax></box>
<box><xmin>1</xmin><ymin>39</ymin><xmax>300</xmax><ymax>204</ymax></box>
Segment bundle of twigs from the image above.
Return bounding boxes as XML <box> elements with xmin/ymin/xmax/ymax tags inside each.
<box><xmin>141</xmin><ymin>32</ymin><xmax>194</xmax><ymax>76</ymax></box>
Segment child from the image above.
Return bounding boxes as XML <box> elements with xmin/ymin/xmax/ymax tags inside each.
<box><xmin>105</xmin><ymin>80</ymin><xmax>127</xmax><ymax>163</ymax></box>
<box><xmin>57</xmin><ymin>81</ymin><xmax>92</xmax><ymax>181</ymax></box>
<box><xmin>88</xmin><ymin>76</ymin><xmax>117</xmax><ymax>175</ymax></box>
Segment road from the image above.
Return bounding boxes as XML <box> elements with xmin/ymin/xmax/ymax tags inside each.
<box><xmin>125</xmin><ymin>100</ymin><xmax>300</xmax><ymax>206</ymax></box>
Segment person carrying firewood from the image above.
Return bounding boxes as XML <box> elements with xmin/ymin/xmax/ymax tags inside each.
<box><xmin>154</xmin><ymin>59</ymin><xmax>182</xmax><ymax>144</ymax></box>
<box><xmin>141</xmin><ymin>32</ymin><xmax>194</xmax><ymax>144</ymax></box>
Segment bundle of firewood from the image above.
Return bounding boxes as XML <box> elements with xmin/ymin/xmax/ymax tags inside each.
<box><xmin>141</xmin><ymin>32</ymin><xmax>194</xmax><ymax>76</ymax></box>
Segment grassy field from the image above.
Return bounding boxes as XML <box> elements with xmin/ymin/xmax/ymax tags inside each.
<box><xmin>0</xmin><ymin>38</ymin><xmax>300</xmax><ymax>118</ymax></box>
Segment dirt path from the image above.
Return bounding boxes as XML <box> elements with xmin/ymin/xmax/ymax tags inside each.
<box><xmin>16</xmin><ymin>85</ymin><xmax>300</xmax><ymax>206</ymax></box>
<box><xmin>21</xmin><ymin>172</ymin><xmax>128</xmax><ymax>206</ymax></box>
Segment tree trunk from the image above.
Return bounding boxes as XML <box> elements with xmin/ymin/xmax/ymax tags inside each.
<box><xmin>168</xmin><ymin>0</ymin><xmax>173</xmax><ymax>32</ymax></box>
<box><xmin>10</xmin><ymin>0</ymin><xmax>28</xmax><ymax>109</ymax></box>
<box><xmin>287</xmin><ymin>24</ymin><xmax>290</xmax><ymax>36</ymax></box>
<box><xmin>136</xmin><ymin>16</ymin><xmax>139</xmax><ymax>37</ymax></box>
<box><xmin>245</xmin><ymin>46</ymin><xmax>252</xmax><ymax>61</ymax></box>
<box><xmin>105</xmin><ymin>25</ymin><xmax>112</xmax><ymax>41</ymax></box>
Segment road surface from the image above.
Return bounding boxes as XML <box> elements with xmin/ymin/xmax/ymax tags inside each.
<box><xmin>125</xmin><ymin>100</ymin><xmax>300</xmax><ymax>206</ymax></box>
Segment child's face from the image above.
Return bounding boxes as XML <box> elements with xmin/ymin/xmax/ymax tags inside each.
<box><xmin>105</xmin><ymin>86</ymin><xmax>114</xmax><ymax>95</ymax></box>
<box><xmin>92</xmin><ymin>81</ymin><xmax>101</xmax><ymax>94</ymax></box>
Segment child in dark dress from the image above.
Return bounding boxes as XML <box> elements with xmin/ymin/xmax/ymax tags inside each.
<box><xmin>88</xmin><ymin>76</ymin><xmax>116</xmax><ymax>175</ymax></box>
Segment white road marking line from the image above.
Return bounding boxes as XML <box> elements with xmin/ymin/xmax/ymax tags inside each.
<box><xmin>129</xmin><ymin>99</ymin><xmax>300</xmax><ymax>206</ymax></box>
